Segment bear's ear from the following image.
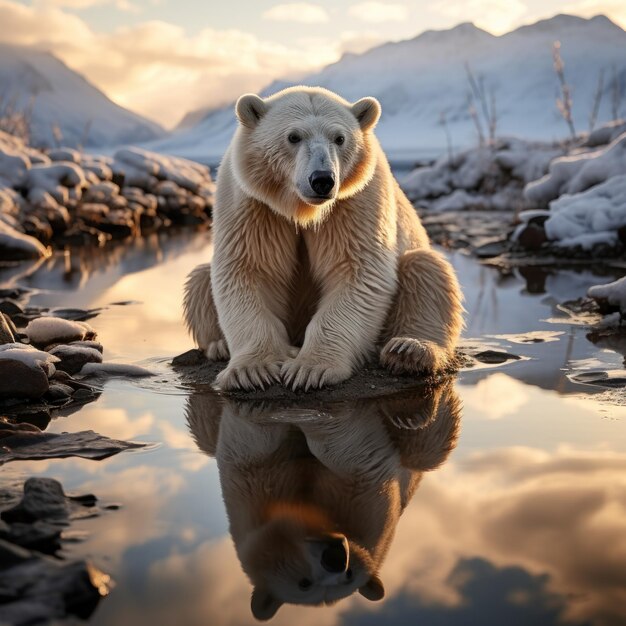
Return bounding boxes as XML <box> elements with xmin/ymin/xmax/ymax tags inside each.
<box><xmin>251</xmin><ymin>587</ymin><xmax>283</xmax><ymax>621</ymax></box>
<box><xmin>236</xmin><ymin>94</ymin><xmax>267</xmax><ymax>129</ymax></box>
<box><xmin>359</xmin><ymin>574</ymin><xmax>385</xmax><ymax>601</ymax></box>
<box><xmin>351</xmin><ymin>97</ymin><xmax>381</xmax><ymax>132</ymax></box>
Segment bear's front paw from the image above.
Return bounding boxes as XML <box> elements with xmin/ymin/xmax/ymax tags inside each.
<box><xmin>205</xmin><ymin>339</ymin><xmax>229</xmax><ymax>361</ymax></box>
<box><xmin>380</xmin><ymin>337</ymin><xmax>448</xmax><ymax>375</ymax></box>
<box><xmin>281</xmin><ymin>357</ymin><xmax>353</xmax><ymax>391</ymax></box>
<box><xmin>214</xmin><ymin>358</ymin><xmax>281</xmax><ymax>391</ymax></box>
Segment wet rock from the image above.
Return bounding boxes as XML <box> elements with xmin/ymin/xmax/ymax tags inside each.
<box><xmin>172</xmin><ymin>348</ymin><xmax>207</xmax><ymax>367</ymax></box>
<box><xmin>0</xmin><ymin>540</ymin><xmax>110</xmax><ymax>623</ymax></box>
<box><xmin>46</xmin><ymin>383</ymin><xmax>75</xmax><ymax>401</ymax></box>
<box><xmin>0</xmin><ymin>313</ymin><xmax>15</xmax><ymax>344</ymax></box>
<box><xmin>25</xmin><ymin>317</ymin><xmax>95</xmax><ymax>348</ymax></box>
<box><xmin>0</xmin><ymin>359</ymin><xmax>50</xmax><ymax>399</ymax></box>
<box><xmin>516</xmin><ymin>223</ymin><xmax>548</xmax><ymax>250</ymax></box>
<box><xmin>473</xmin><ymin>239</ymin><xmax>510</xmax><ymax>259</ymax></box>
<box><xmin>48</xmin><ymin>344</ymin><xmax>103</xmax><ymax>375</ymax></box>
<box><xmin>1</xmin><ymin>478</ymin><xmax>70</xmax><ymax>523</ymax></box>
<box><xmin>49</xmin><ymin>308</ymin><xmax>102</xmax><ymax>322</ymax></box>
<box><xmin>0</xmin><ymin>300</ymin><xmax>23</xmax><ymax>318</ymax></box>
<box><xmin>0</xmin><ymin>428</ymin><xmax>148</xmax><ymax>463</ymax></box>
<box><xmin>70</xmin><ymin>340</ymin><xmax>104</xmax><ymax>354</ymax></box>
<box><xmin>473</xmin><ymin>350</ymin><xmax>522</xmax><ymax>364</ymax></box>
<box><xmin>79</xmin><ymin>362</ymin><xmax>154</xmax><ymax>379</ymax></box>
<box><xmin>570</xmin><ymin>370</ymin><xmax>626</xmax><ymax>388</ymax></box>
<box><xmin>0</xmin><ymin>288</ymin><xmax>30</xmax><ymax>300</ymax></box>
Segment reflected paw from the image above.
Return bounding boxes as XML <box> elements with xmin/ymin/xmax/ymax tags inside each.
<box><xmin>281</xmin><ymin>358</ymin><xmax>352</xmax><ymax>392</ymax></box>
<box><xmin>205</xmin><ymin>339</ymin><xmax>229</xmax><ymax>361</ymax></box>
<box><xmin>380</xmin><ymin>337</ymin><xmax>446</xmax><ymax>375</ymax></box>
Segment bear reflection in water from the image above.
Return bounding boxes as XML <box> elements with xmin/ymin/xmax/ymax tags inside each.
<box><xmin>186</xmin><ymin>381</ymin><xmax>461</xmax><ymax>621</ymax></box>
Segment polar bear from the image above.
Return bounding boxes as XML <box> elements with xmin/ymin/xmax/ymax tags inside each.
<box><xmin>186</xmin><ymin>382</ymin><xmax>462</xmax><ymax>620</ymax></box>
<box><xmin>184</xmin><ymin>86</ymin><xmax>463</xmax><ymax>391</ymax></box>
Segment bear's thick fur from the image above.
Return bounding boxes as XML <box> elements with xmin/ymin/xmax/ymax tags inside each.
<box><xmin>186</xmin><ymin>383</ymin><xmax>462</xmax><ymax>620</ymax></box>
<box><xmin>184</xmin><ymin>86</ymin><xmax>463</xmax><ymax>391</ymax></box>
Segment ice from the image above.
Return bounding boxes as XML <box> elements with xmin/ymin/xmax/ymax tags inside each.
<box><xmin>79</xmin><ymin>362</ymin><xmax>155</xmax><ymax>378</ymax></box>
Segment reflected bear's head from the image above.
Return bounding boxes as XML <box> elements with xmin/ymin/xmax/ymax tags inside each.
<box><xmin>187</xmin><ymin>382</ymin><xmax>461</xmax><ymax>620</ymax></box>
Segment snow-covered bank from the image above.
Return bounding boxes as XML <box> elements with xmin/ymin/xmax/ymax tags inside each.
<box><xmin>402</xmin><ymin>121</ymin><xmax>626</xmax><ymax>259</ymax></box>
<box><xmin>0</xmin><ymin>130</ymin><xmax>215</xmax><ymax>260</ymax></box>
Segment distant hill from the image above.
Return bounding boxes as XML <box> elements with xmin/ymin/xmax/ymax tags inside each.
<box><xmin>0</xmin><ymin>43</ymin><xmax>165</xmax><ymax>149</ymax></box>
<box><xmin>148</xmin><ymin>14</ymin><xmax>626</xmax><ymax>162</ymax></box>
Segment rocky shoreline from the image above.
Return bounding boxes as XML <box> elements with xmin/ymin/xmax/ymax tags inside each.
<box><xmin>0</xmin><ymin>129</ymin><xmax>215</xmax><ymax>261</ymax></box>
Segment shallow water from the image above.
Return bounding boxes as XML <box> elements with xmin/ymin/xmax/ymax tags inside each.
<box><xmin>3</xmin><ymin>230</ymin><xmax>626</xmax><ymax>626</ymax></box>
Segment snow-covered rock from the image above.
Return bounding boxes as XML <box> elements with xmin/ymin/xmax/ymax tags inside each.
<box><xmin>402</xmin><ymin>138</ymin><xmax>561</xmax><ymax>211</ymax></box>
<box><xmin>588</xmin><ymin>276</ymin><xmax>626</xmax><ymax>314</ymax></box>
<box><xmin>0</xmin><ymin>219</ymin><xmax>50</xmax><ymax>260</ymax></box>
<box><xmin>48</xmin><ymin>344</ymin><xmax>103</xmax><ymax>375</ymax></box>
<box><xmin>25</xmin><ymin>318</ymin><xmax>95</xmax><ymax>347</ymax></box>
<box><xmin>543</xmin><ymin>175</ymin><xmax>626</xmax><ymax>244</ymax></box>
<box><xmin>0</xmin><ymin>343</ymin><xmax>59</xmax><ymax>398</ymax></box>
<box><xmin>525</xmin><ymin>131</ymin><xmax>626</xmax><ymax>205</ymax></box>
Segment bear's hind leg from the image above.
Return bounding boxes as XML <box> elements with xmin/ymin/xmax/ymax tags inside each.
<box><xmin>380</xmin><ymin>249</ymin><xmax>463</xmax><ymax>375</ymax></box>
<box><xmin>183</xmin><ymin>263</ymin><xmax>229</xmax><ymax>361</ymax></box>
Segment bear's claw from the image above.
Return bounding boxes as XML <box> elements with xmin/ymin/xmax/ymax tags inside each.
<box><xmin>281</xmin><ymin>358</ymin><xmax>352</xmax><ymax>391</ymax></box>
<box><xmin>215</xmin><ymin>361</ymin><xmax>281</xmax><ymax>391</ymax></box>
<box><xmin>380</xmin><ymin>337</ymin><xmax>445</xmax><ymax>375</ymax></box>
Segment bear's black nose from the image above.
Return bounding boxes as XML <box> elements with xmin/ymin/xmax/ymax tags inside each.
<box><xmin>321</xmin><ymin>538</ymin><xmax>348</xmax><ymax>573</ymax></box>
<box><xmin>309</xmin><ymin>170</ymin><xmax>335</xmax><ymax>196</ymax></box>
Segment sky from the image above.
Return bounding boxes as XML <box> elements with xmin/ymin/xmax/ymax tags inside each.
<box><xmin>1</xmin><ymin>0</ymin><xmax>626</xmax><ymax>127</ymax></box>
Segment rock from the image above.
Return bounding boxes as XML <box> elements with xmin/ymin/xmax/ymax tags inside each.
<box><xmin>0</xmin><ymin>429</ymin><xmax>148</xmax><ymax>463</ymax></box>
<box><xmin>0</xmin><ymin>359</ymin><xmax>50</xmax><ymax>399</ymax></box>
<box><xmin>516</xmin><ymin>223</ymin><xmax>548</xmax><ymax>250</ymax></box>
<box><xmin>0</xmin><ymin>313</ymin><xmax>15</xmax><ymax>344</ymax></box>
<box><xmin>0</xmin><ymin>220</ymin><xmax>50</xmax><ymax>261</ymax></box>
<box><xmin>70</xmin><ymin>340</ymin><xmax>104</xmax><ymax>354</ymax></box>
<box><xmin>48</xmin><ymin>344</ymin><xmax>103</xmax><ymax>375</ymax></box>
<box><xmin>79</xmin><ymin>362</ymin><xmax>154</xmax><ymax>378</ymax></box>
<box><xmin>24</xmin><ymin>317</ymin><xmax>95</xmax><ymax>348</ymax></box>
<box><xmin>172</xmin><ymin>348</ymin><xmax>207</xmax><ymax>367</ymax></box>
<box><xmin>46</xmin><ymin>383</ymin><xmax>74</xmax><ymax>401</ymax></box>
<box><xmin>49</xmin><ymin>308</ymin><xmax>102</xmax><ymax>322</ymax></box>
<box><xmin>473</xmin><ymin>239</ymin><xmax>510</xmax><ymax>259</ymax></box>
<box><xmin>0</xmin><ymin>540</ymin><xmax>110</xmax><ymax>623</ymax></box>
<box><xmin>473</xmin><ymin>350</ymin><xmax>522</xmax><ymax>364</ymax></box>
<box><xmin>0</xmin><ymin>300</ymin><xmax>23</xmax><ymax>317</ymax></box>
<box><xmin>1</xmin><ymin>477</ymin><xmax>70</xmax><ymax>523</ymax></box>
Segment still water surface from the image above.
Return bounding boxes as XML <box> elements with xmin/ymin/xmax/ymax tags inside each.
<box><xmin>3</xmin><ymin>230</ymin><xmax>625</xmax><ymax>626</ymax></box>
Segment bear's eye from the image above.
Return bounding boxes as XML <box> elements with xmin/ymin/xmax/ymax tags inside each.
<box><xmin>298</xmin><ymin>578</ymin><xmax>312</xmax><ymax>590</ymax></box>
<box><xmin>288</xmin><ymin>132</ymin><xmax>302</xmax><ymax>144</ymax></box>
<box><xmin>335</xmin><ymin>135</ymin><xmax>345</xmax><ymax>146</ymax></box>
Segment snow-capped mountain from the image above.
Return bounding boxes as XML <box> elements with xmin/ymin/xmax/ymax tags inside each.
<box><xmin>0</xmin><ymin>44</ymin><xmax>165</xmax><ymax>148</ymax></box>
<box><xmin>148</xmin><ymin>14</ymin><xmax>626</xmax><ymax>162</ymax></box>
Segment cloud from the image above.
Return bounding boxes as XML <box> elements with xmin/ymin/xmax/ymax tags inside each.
<box><xmin>262</xmin><ymin>2</ymin><xmax>329</xmax><ymax>23</ymax></box>
<box><xmin>347</xmin><ymin>1</ymin><xmax>409</xmax><ymax>23</ymax></box>
<box><xmin>433</xmin><ymin>0</ymin><xmax>527</xmax><ymax>35</ymax></box>
<box><xmin>35</xmin><ymin>0</ymin><xmax>141</xmax><ymax>13</ymax></box>
<box><xmin>0</xmin><ymin>0</ymin><xmax>338</xmax><ymax>127</ymax></box>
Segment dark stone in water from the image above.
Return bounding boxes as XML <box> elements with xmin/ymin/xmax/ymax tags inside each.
<box><xmin>49</xmin><ymin>308</ymin><xmax>103</xmax><ymax>322</ymax></box>
<box><xmin>0</xmin><ymin>539</ymin><xmax>110</xmax><ymax>623</ymax></box>
<box><xmin>473</xmin><ymin>239</ymin><xmax>510</xmax><ymax>259</ymax></box>
<box><xmin>0</xmin><ymin>300</ymin><xmax>23</xmax><ymax>318</ymax></box>
<box><xmin>474</xmin><ymin>350</ymin><xmax>522</xmax><ymax>364</ymax></box>
<box><xmin>0</xmin><ymin>427</ymin><xmax>148</xmax><ymax>463</ymax></box>
<box><xmin>46</xmin><ymin>383</ymin><xmax>74</xmax><ymax>401</ymax></box>
<box><xmin>1</xmin><ymin>477</ymin><xmax>70</xmax><ymax>523</ymax></box>
<box><xmin>0</xmin><ymin>288</ymin><xmax>30</xmax><ymax>300</ymax></box>
<box><xmin>0</xmin><ymin>360</ymin><xmax>50</xmax><ymax>399</ymax></box>
<box><xmin>172</xmin><ymin>348</ymin><xmax>207</xmax><ymax>367</ymax></box>
<box><xmin>517</xmin><ymin>224</ymin><xmax>548</xmax><ymax>250</ymax></box>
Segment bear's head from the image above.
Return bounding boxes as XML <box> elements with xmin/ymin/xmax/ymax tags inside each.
<box><xmin>231</xmin><ymin>86</ymin><xmax>381</xmax><ymax>227</ymax></box>
<box><xmin>241</xmin><ymin>502</ymin><xmax>385</xmax><ymax>621</ymax></box>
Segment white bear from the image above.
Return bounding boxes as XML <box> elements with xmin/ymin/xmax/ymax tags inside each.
<box><xmin>186</xmin><ymin>382</ymin><xmax>462</xmax><ymax>620</ymax></box>
<box><xmin>184</xmin><ymin>86</ymin><xmax>463</xmax><ymax>391</ymax></box>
